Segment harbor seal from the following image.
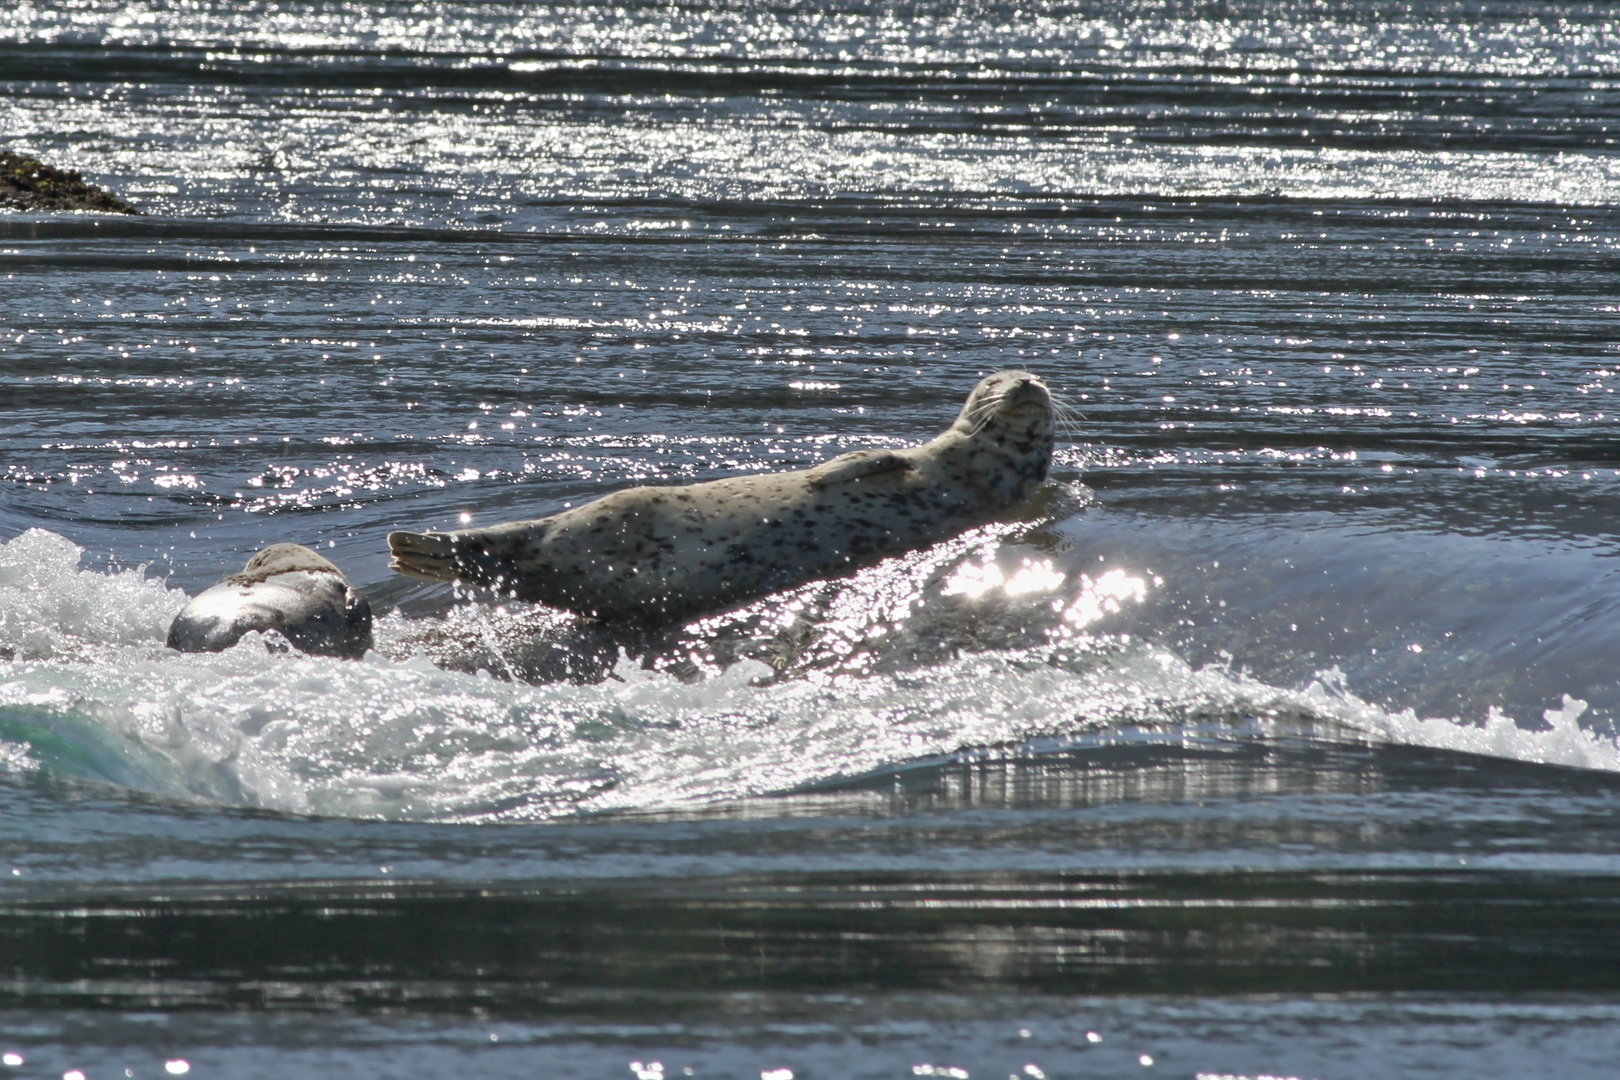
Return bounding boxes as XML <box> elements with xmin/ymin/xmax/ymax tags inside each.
<box><xmin>167</xmin><ymin>543</ymin><xmax>374</xmax><ymax>658</ymax></box>
<box><xmin>388</xmin><ymin>370</ymin><xmax>1054</xmax><ymax>623</ymax></box>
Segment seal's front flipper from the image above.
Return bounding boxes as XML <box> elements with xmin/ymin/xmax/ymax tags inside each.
<box><xmin>805</xmin><ymin>449</ymin><xmax>912</xmax><ymax>487</ymax></box>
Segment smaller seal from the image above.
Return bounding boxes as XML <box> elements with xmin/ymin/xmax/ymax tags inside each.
<box><xmin>167</xmin><ymin>543</ymin><xmax>373</xmax><ymax>658</ymax></box>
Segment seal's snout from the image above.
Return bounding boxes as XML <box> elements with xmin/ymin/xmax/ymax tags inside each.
<box><xmin>991</xmin><ymin>370</ymin><xmax>1047</xmax><ymax>398</ymax></box>
<box><xmin>954</xmin><ymin>369</ymin><xmax>1052</xmax><ymax>434</ymax></box>
<box><xmin>1003</xmin><ymin>373</ymin><xmax>1050</xmax><ymax>408</ymax></box>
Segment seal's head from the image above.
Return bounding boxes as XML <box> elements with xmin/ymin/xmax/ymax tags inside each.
<box><xmin>226</xmin><ymin>542</ymin><xmax>345</xmax><ymax>586</ymax></box>
<box><xmin>952</xmin><ymin>370</ymin><xmax>1053</xmax><ymax>434</ymax></box>
<box><xmin>947</xmin><ymin>370</ymin><xmax>1055</xmax><ymax>504</ymax></box>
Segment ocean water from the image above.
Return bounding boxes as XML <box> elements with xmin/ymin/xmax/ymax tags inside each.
<box><xmin>4</xmin><ymin>0</ymin><xmax>1620</xmax><ymax>1075</ymax></box>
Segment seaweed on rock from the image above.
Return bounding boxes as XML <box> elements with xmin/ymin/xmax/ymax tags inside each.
<box><xmin>0</xmin><ymin>151</ymin><xmax>140</xmax><ymax>214</ymax></box>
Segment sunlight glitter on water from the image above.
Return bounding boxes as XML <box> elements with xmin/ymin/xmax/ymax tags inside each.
<box><xmin>7</xmin><ymin>0</ymin><xmax>1620</xmax><ymax>224</ymax></box>
<box><xmin>940</xmin><ymin>555</ymin><xmax>1069</xmax><ymax>599</ymax></box>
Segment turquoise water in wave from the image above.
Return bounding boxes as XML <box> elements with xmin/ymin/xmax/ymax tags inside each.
<box><xmin>5</xmin><ymin>0</ymin><xmax>1620</xmax><ymax>1075</ymax></box>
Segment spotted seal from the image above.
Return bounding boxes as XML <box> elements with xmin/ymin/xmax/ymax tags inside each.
<box><xmin>167</xmin><ymin>543</ymin><xmax>374</xmax><ymax>658</ymax></box>
<box><xmin>388</xmin><ymin>370</ymin><xmax>1054</xmax><ymax>623</ymax></box>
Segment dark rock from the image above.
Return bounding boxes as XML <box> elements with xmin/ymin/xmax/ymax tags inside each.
<box><xmin>0</xmin><ymin>150</ymin><xmax>141</xmax><ymax>215</ymax></box>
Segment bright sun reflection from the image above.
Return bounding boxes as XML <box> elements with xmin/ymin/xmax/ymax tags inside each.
<box><xmin>941</xmin><ymin>557</ymin><xmax>1068</xmax><ymax>599</ymax></box>
<box><xmin>1058</xmin><ymin>569</ymin><xmax>1148</xmax><ymax>629</ymax></box>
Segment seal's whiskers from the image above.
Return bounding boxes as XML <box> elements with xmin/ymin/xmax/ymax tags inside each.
<box><xmin>1048</xmin><ymin>392</ymin><xmax>1085</xmax><ymax>440</ymax></box>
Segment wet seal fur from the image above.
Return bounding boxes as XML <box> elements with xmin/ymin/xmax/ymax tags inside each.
<box><xmin>388</xmin><ymin>370</ymin><xmax>1055</xmax><ymax>623</ymax></box>
<box><xmin>167</xmin><ymin>543</ymin><xmax>374</xmax><ymax>658</ymax></box>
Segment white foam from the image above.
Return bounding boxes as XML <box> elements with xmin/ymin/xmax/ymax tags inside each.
<box><xmin>0</xmin><ymin>528</ymin><xmax>187</xmax><ymax>657</ymax></box>
<box><xmin>2</xmin><ymin>529</ymin><xmax>1618</xmax><ymax>820</ymax></box>
<box><xmin>1305</xmin><ymin>670</ymin><xmax>1620</xmax><ymax>773</ymax></box>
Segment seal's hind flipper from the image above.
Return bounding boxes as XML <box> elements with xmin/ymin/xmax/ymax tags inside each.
<box><xmin>806</xmin><ymin>449</ymin><xmax>912</xmax><ymax>487</ymax></box>
<box><xmin>387</xmin><ymin>530</ymin><xmax>460</xmax><ymax>582</ymax></box>
<box><xmin>388</xmin><ymin>528</ymin><xmax>529</xmax><ymax>594</ymax></box>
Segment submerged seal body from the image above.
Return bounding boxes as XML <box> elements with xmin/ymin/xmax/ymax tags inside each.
<box><xmin>388</xmin><ymin>370</ymin><xmax>1054</xmax><ymax>623</ymax></box>
<box><xmin>167</xmin><ymin>543</ymin><xmax>374</xmax><ymax>658</ymax></box>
